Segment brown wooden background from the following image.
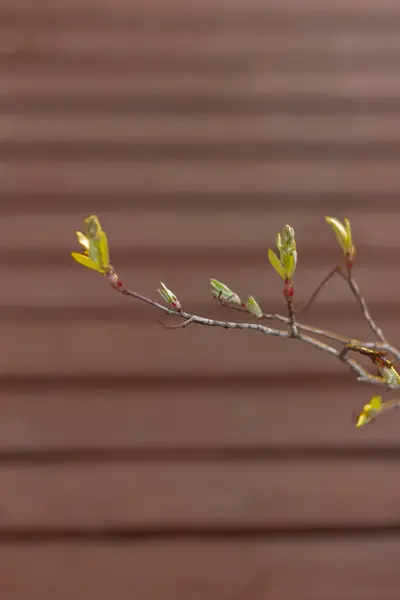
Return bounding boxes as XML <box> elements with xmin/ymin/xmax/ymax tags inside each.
<box><xmin>1</xmin><ymin>0</ymin><xmax>400</xmax><ymax>598</ymax></box>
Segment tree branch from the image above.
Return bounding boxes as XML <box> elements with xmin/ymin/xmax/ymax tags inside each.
<box><xmin>109</xmin><ymin>275</ymin><xmax>395</xmax><ymax>390</ymax></box>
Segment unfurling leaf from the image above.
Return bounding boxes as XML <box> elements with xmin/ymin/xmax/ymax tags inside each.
<box><xmin>268</xmin><ymin>224</ymin><xmax>297</xmax><ymax>280</ymax></box>
<box><xmin>268</xmin><ymin>249</ymin><xmax>286</xmax><ymax>279</ymax></box>
<box><xmin>356</xmin><ymin>395</ymin><xmax>383</xmax><ymax>428</ymax></box>
<box><xmin>246</xmin><ymin>296</ymin><xmax>263</xmax><ymax>318</ymax></box>
<box><xmin>210</xmin><ymin>278</ymin><xmax>241</xmax><ymax>305</ymax></box>
<box><xmin>71</xmin><ymin>214</ymin><xmax>110</xmax><ymax>274</ymax></box>
<box><xmin>281</xmin><ymin>249</ymin><xmax>297</xmax><ymax>279</ymax></box>
<box><xmin>325</xmin><ymin>216</ymin><xmax>355</xmax><ymax>260</ymax></box>
<box><xmin>281</xmin><ymin>224</ymin><xmax>296</xmax><ymax>251</ymax></box>
<box><xmin>157</xmin><ymin>282</ymin><xmax>181</xmax><ymax>310</ymax></box>
<box><xmin>381</xmin><ymin>366</ymin><xmax>400</xmax><ymax>388</ymax></box>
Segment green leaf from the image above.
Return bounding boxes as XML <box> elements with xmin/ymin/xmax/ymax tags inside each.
<box><xmin>210</xmin><ymin>278</ymin><xmax>241</xmax><ymax>305</ymax></box>
<box><xmin>268</xmin><ymin>249</ymin><xmax>286</xmax><ymax>279</ymax></box>
<box><xmin>157</xmin><ymin>282</ymin><xmax>181</xmax><ymax>309</ymax></box>
<box><xmin>246</xmin><ymin>296</ymin><xmax>263</xmax><ymax>318</ymax></box>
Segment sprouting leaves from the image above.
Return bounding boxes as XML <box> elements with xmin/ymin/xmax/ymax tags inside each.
<box><xmin>210</xmin><ymin>278</ymin><xmax>241</xmax><ymax>306</ymax></box>
<box><xmin>325</xmin><ymin>216</ymin><xmax>355</xmax><ymax>262</ymax></box>
<box><xmin>380</xmin><ymin>365</ymin><xmax>400</xmax><ymax>388</ymax></box>
<box><xmin>71</xmin><ymin>214</ymin><xmax>110</xmax><ymax>274</ymax></box>
<box><xmin>356</xmin><ymin>395</ymin><xmax>383</xmax><ymax>428</ymax></box>
<box><xmin>268</xmin><ymin>224</ymin><xmax>297</xmax><ymax>281</ymax></box>
<box><xmin>246</xmin><ymin>295</ymin><xmax>263</xmax><ymax>318</ymax></box>
<box><xmin>157</xmin><ymin>282</ymin><xmax>182</xmax><ymax>310</ymax></box>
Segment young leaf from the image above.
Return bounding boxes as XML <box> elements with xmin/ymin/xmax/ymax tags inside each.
<box><xmin>268</xmin><ymin>249</ymin><xmax>286</xmax><ymax>279</ymax></box>
<box><xmin>157</xmin><ymin>282</ymin><xmax>181</xmax><ymax>310</ymax></box>
<box><xmin>325</xmin><ymin>216</ymin><xmax>355</xmax><ymax>259</ymax></box>
<box><xmin>246</xmin><ymin>296</ymin><xmax>263</xmax><ymax>318</ymax></box>
<box><xmin>209</xmin><ymin>279</ymin><xmax>241</xmax><ymax>305</ymax></box>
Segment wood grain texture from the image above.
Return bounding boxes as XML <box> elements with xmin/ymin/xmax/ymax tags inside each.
<box><xmin>2</xmin><ymin>115</ymin><xmax>400</xmax><ymax>144</ymax></box>
<box><xmin>0</xmin><ymin>460</ymin><xmax>399</xmax><ymax>528</ymax></box>
<box><xmin>4</xmin><ymin>73</ymin><xmax>400</xmax><ymax>98</ymax></box>
<box><xmin>2</xmin><ymin>32</ymin><xmax>400</xmax><ymax>67</ymax></box>
<box><xmin>0</xmin><ymin>381</ymin><xmax>398</xmax><ymax>450</ymax></box>
<box><xmin>0</xmin><ymin>541</ymin><xmax>399</xmax><ymax>600</ymax></box>
<box><xmin>2</xmin><ymin>0</ymin><xmax>400</xmax><ymax>15</ymax></box>
<box><xmin>1</xmin><ymin>161</ymin><xmax>400</xmax><ymax>195</ymax></box>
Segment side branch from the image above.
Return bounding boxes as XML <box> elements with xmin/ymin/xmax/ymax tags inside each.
<box><xmin>301</xmin><ymin>265</ymin><xmax>388</xmax><ymax>344</ymax></box>
<box><xmin>300</xmin><ymin>266</ymin><xmax>340</xmax><ymax>314</ymax></box>
<box><xmin>339</xmin><ymin>270</ymin><xmax>387</xmax><ymax>343</ymax></box>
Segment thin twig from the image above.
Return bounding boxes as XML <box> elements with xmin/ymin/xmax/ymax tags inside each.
<box><xmin>216</xmin><ymin>295</ymin><xmax>349</xmax><ymax>345</ymax></box>
<box><xmin>381</xmin><ymin>396</ymin><xmax>400</xmax><ymax>412</ymax></box>
<box><xmin>264</xmin><ymin>314</ymin><xmax>349</xmax><ymax>344</ymax></box>
<box><xmin>357</xmin><ymin>342</ymin><xmax>400</xmax><ymax>362</ymax></box>
<box><xmin>299</xmin><ymin>266</ymin><xmax>340</xmax><ymax>314</ymax></box>
<box><xmin>157</xmin><ymin>317</ymin><xmax>195</xmax><ymax>329</ymax></box>
<box><xmin>338</xmin><ymin>270</ymin><xmax>387</xmax><ymax>343</ymax></box>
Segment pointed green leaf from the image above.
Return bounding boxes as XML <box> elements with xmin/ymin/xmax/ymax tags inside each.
<box><xmin>71</xmin><ymin>252</ymin><xmax>105</xmax><ymax>273</ymax></box>
<box><xmin>157</xmin><ymin>282</ymin><xmax>181</xmax><ymax>309</ymax></box>
<box><xmin>268</xmin><ymin>249</ymin><xmax>286</xmax><ymax>279</ymax></box>
<box><xmin>325</xmin><ymin>216</ymin><xmax>350</xmax><ymax>253</ymax></box>
<box><xmin>210</xmin><ymin>278</ymin><xmax>241</xmax><ymax>304</ymax></box>
<box><xmin>246</xmin><ymin>296</ymin><xmax>263</xmax><ymax>318</ymax></box>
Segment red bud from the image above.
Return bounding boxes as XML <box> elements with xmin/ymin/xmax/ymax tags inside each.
<box><xmin>283</xmin><ymin>279</ymin><xmax>294</xmax><ymax>298</ymax></box>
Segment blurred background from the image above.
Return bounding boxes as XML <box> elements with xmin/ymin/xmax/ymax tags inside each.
<box><xmin>1</xmin><ymin>0</ymin><xmax>400</xmax><ymax>598</ymax></box>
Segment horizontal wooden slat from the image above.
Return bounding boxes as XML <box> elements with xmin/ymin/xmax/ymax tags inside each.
<box><xmin>5</xmin><ymin>142</ymin><xmax>400</xmax><ymax>161</ymax></box>
<box><xmin>0</xmin><ymin>382</ymin><xmax>398</xmax><ymax>450</ymax></box>
<box><xmin>3</xmin><ymin>115</ymin><xmax>400</xmax><ymax>144</ymax></box>
<box><xmin>4</xmin><ymin>31</ymin><xmax>400</xmax><ymax>62</ymax></box>
<box><xmin>3</xmin><ymin>96</ymin><xmax>399</xmax><ymax>115</ymax></box>
<box><xmin>3</xmin><ymin>73</ymin><xmax>400</xmax><ymax>98</ymax></box>
<box><xmin>2</xmin><ymin>0</ymin><xmax>400</xmax><ymax>15</ymax></box>
<box><xmin>0</xmin><ymin>540</ymin><xmax>399</xmax><ymax>600</ymax></box>
<box><xmin>0</xmin><ymin>210</ymin><xmax>396</xmax><ymax>253</ymax></box>
<box><xmin>0</xmin><ymin>161</ymin><xmax>400</xmax><ymax>194</ymax></box>
<box><xmin>8</xmin><ymin>57</ymin><xmax>400</xmax><ymax>74</ymax></box>
<box><xmin>0</xmin><ymin>461</ymin><xmax>399</xmax><ymax>527</ymax></box>
<box><xmin>4</xmin><ymin>36</ymin><xmax>400</xmax><ymax>74</ymax></box>
<box><xmin>0</xmin><ymin>192</ymin><xmax>396</xmax><ymax>213</ymax></box>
